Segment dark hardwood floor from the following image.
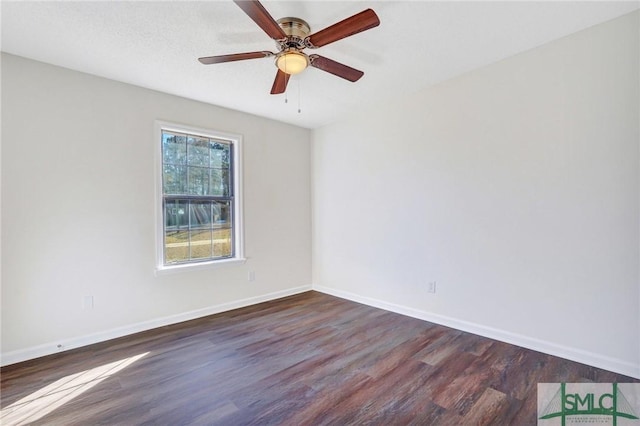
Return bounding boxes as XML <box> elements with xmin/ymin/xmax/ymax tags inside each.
<box><xmin>1</xmin><ymin>291</ymin><xmax>637</xmax><ymax>425</ymax></box>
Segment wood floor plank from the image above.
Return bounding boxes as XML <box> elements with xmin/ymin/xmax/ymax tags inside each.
<box><xmin>2</xmin><ymin>291</ymin><xmax>638</xmax><ymax>425</ymax></box>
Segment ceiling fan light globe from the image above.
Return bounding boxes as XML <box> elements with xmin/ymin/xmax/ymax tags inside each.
<box><xmin>276</xmin><ymin>51</ymin><xmax>308</xmax><ymax>75</ymax></box>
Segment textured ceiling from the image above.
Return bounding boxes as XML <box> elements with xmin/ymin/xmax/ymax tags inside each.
<box><xmin>2</xmin><ymin>1</ymin><xmax>638</xmax><ymax>129</ymax></box>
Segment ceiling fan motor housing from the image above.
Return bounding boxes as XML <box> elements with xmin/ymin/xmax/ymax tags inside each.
<box><xmin>276</xmin><ymin>17</ymin><xmax>310</xmax><ymax>49</ymax></box>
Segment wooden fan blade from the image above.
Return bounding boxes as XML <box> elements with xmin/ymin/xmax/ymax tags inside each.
<box><xmin>271</xmin><ymin>70</ymin><xmax>291</xmax><ymax>95</ymax></box>
<box><xmin>305</xmin><ymin>9</ymin><xmax>379</xmax><ymax>48</ymax></box>
<box><xmin>198</xmin><ymin>51</ymin><xmax>273</xmax><ymax>65</ymax></box>
<box><xmin>309</xmin><ymin>55</ymin><xmax>364</xmax><ymax>82</ymax></box>
<box><xmin>270</xmin><ymin>69</ymin><xmax>290</xmax><ymax>94</ymax></box>
<box><xmin>233</xmin><ymin>0</ymin><xmax>287</xmax><ymax>40</ymax></box>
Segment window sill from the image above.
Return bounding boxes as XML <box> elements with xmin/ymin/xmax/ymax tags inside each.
<box><xmin>155</xmin><ymin>257</ymin><xmax>247</xmax><ymax>276</ymax></box>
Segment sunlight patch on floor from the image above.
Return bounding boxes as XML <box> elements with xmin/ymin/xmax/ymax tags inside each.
<box><xmin>1</xmin><ymin>352</ymin><xmax>149</xmax><ymax>425</ymax></box>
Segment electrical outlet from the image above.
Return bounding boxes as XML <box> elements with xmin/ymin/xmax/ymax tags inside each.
<box><xmin>427</xmin><ymin>281</ymin><xmax>437</xmax><ymax>293</ymax></box>
<box><xmin>248</xmin><ymin>271</ymin><xmax>255</xmax><ymax>282</ymax></box>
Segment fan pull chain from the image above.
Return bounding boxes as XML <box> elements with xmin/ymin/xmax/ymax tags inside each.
<box><xmin>284</xmin><ymin>54</ymin><xmax>290</xmax><ymax>104</ymax></box>
<box><xmin>282</xmin><ymin>55</ymin><xmax>288</xmax><ymax>104</ymax></box>
<box><xmin>297</xmin><ymin>79</ymin><xmax>301</xmax><ymax>113</ymax></box>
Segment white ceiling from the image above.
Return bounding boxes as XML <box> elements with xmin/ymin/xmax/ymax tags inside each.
<box><xmin>2</xmin><ymin>1</ymin><xmax>638</xmax><ymax>129</ymax></box>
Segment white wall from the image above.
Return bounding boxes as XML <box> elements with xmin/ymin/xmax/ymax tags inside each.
<box><xmin>312</xmin><ymin>11</ymin><xmax>639</xmax><ymax>378</ymax></box>
<box><xmin>1</xmin><ymin>54</ymin><xmax>312</xmax><ymax>363</ymax></box>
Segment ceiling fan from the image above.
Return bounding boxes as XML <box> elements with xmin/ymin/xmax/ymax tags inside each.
<box><xmin>198</xmin><ymin>0</ymin><xmax>380</xmax><ymax>95</ymax></box>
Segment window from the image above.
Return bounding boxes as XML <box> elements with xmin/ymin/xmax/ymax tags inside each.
<box><xmin>155</xmin><ymin>121</ymin><xmax>243</xmax><ymax>271</ymax></box>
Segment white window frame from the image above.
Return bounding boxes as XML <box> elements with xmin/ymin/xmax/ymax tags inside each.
<box><xmin>154</xmin><ymin>120</ymin><xmax>245</xmax><ymax>274</ymax></box>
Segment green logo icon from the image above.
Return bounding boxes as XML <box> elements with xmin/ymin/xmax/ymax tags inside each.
<box><xmin>539</xmin><ymin>383</ymin><xmax>639</xmax><ymax>426</ymax></box>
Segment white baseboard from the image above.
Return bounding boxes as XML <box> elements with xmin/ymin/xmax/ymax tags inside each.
<box><xmin>1</xmin><ymin>285</ymin><xmax>312</xmax><ymax>367</ymax></box>
<box><xmin>313</xmin><ymin>285</ymin><xmax>640</xmax><ymax>380</ymax></box>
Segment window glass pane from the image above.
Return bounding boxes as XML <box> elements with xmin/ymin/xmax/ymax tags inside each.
<box><xmin>210</xmin><ymin>142</ymin><xmax>231</xmax><ymax>169</ymax></box>
<box><xmin>209</xmin><ymin>168</ymin><xmax>230</xmax><ymax>197</ymax></box>
<box><xmin>187</xmin><ymin>136</ymin><xmax>209</xmax><ymax>167</ymax></box>
<box><xmin>213</xmin><ymin>201</ymin><xmax>232</xmax><ymax>227</ymax></box>
<box><xmin>165</xmin><ymin>200</ymin><xmax>188</xmax><ymax>229</ymax></box>
<box><xmin>162</xmin><ymin>132</ymin><xmax>186</xmax><ymax>165</ymax></box>
<box><xmin>163</xmin><ymin>164</ymin><xmax>187</xmax><ymax>195</ymax></box>
<box><xmin>165</xmin><ymin>230</ymin><xmax>189</xmax><ymax>264</ymax></box>
<box><xmin>213</xmin><ymin>228</ymin><xmax>232</xmax><ymax>258</ymax></box>
<box><xmin>189</xmin><ymin>230</ymin><xmax>213</xmax><ymax>259</ymax></box>
<box><xmin>160</xmin><ymin>126</ymin><xmax>237</xmax><ymax>267</ymax></box>
<box><xmin>188</xmin><ymin>166</ymin><xmax>209</xmax><ymax>195</ymax></box>
<box><xmin>190</xmin><ymin>201</ymin><xmax>212</xmax><ymax>229</ymax></box>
